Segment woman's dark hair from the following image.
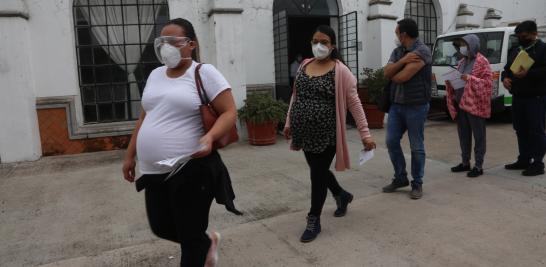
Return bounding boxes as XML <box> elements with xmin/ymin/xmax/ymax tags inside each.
<box><xmin>397</xmin><ymin>18</ymin><xmax>419</xmax><ymax>38</ymax></box>
<box><xmin>315</xmin><ymin>25</ymin><xmax>345</xmax><ymax>65</ymax></box>
<box><xmin>166</xmin><ymin>18</ymin><xmax>199</xmax><ymax>60</ymax></box>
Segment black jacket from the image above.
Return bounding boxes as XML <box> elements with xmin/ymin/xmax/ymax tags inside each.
<box><xmin>136</xmin><ymin>150</ymin><xmax>243</xmax><ymax>215</ymax></box>
<box><xmin>501</xmin><ymin>39</ymin><xmax>546</xmax><ymax>97</ymax></box>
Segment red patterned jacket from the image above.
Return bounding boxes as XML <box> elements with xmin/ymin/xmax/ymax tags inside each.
<box><xmin>446</xmin><ymin>53</ymin><xmax>493</xmax><ymax>119</ymax></box>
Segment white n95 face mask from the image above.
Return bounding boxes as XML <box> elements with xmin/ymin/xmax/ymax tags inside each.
<box><xmin>312</xmin><ymin>43</ymin><xmax>332</xmax><ymax>60</ymax></box>
<box><xmin>154</xmin><ymin>36</ymin><xmax>192</xmax><ymax>68</ymax></box>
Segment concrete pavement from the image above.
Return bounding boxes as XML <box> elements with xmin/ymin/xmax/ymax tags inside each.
<box><xmin>1</xmin><ymin>118</ymin><xmax>545</xmax><ymax>267</ymax></box>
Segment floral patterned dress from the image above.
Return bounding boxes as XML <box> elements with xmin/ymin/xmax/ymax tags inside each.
<box><xmin>290</xmin><ymin>67</ymin><xmax>337</xmax><ymax>153</ymax></box>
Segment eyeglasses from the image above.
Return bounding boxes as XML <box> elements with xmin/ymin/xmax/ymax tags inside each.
<box><xmin>154</xmin><ymin>36</ymin><xmax>191</xmax><ymax>48</ymax></box>
<box><xmin>311</xmin><ymin>39</ymin><xmax>331</xmax><ymax>46</ymax></box>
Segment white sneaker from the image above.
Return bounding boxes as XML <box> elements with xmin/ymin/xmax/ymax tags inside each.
<box><xmin>205</xmin><ymin>231</ymin><xmax>221</xmax><ymax>267</ymax></box>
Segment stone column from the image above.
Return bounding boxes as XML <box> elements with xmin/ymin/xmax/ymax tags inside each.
<box><xmin>207</xmin><ymin>3</ymin><xmax>247</xmax><ymax>108</ymax></box>
<box><xmin>456</xmin><ymin>4</ymin><xmax>480</xmax><ymax>30</ymax></box>
<box><xmin>366</xmin><ymin>0</ymin><xmax>398</xmax><ymax>67</ymax></box>
<box><xmin>0</xmin><ymin>0</ymin><xmax>41</xmax><ymax>163</ymax></box>
<box><xmin>207</xmin><ymin>1</ymin><xmax>247</xmax><ymax>137</ymax></box>
<box><xmin>484</xmin><ymin>8</ymin><xmax>502</xmax><ymax>28</ymax></box>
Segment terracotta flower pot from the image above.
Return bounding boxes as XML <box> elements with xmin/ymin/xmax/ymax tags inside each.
<box><xmin>246</xmin><ymin>121</ymin><xmax>278</xmax><ymax>145</ymax></box>
<box><xmin>363</xmin><ymin>104</ymin><xmax>385</xmax><ymax>129</ymax></box>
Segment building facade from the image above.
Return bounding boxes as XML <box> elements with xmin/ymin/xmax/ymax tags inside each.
<box><xmin>1</xmin><ymin>0</ymin><xmax>545</xmax><ymax>163</ymax></box>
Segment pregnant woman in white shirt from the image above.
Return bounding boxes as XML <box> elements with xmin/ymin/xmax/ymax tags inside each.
<box><xmin>122</xmin><ymin>18</ymin><xmax>238</xmax><ymax>267</ymax></box>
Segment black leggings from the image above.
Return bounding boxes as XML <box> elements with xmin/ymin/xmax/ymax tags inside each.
<box><xmin>304</xmin><ymin>146</ymin><xmax>344</xmax><ymax>217</ymax></box>
<box><xmin>144</xmin><ymin>156</ymin><xmax>214</xmax><ymax>267</ymax></box>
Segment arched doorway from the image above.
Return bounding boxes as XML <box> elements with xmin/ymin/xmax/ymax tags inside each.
<box><xmin>273</xmin><ymin>0</ymin><xmax>358</xmax><ymax>102</ymax></box>
<box><xmin>404</xmin><ymin>0</ymin><xmax>439</xmax><ymax>50</ymax></box>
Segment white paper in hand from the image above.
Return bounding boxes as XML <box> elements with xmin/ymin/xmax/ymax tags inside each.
<box><xmin>359</xmin><ymin>149</ymin><xmax>374</xmax><ymax>166</ymax></box>
<box><xmin>156</xmin><ymin>144</ymin><xmax>205</xmax><ymax>181</ymax></box>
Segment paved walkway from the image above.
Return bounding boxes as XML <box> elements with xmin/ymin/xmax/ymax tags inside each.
<box><xmin>1</xmin><ymin>119</ymin><xmax>545</xmax><ymax>267</ymax></box>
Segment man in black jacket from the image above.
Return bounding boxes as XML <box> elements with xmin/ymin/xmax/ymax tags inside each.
<box><xmin>501</xmin><ymin>21</ymin><xmax>546</xmax><ymax>176</ymax></box>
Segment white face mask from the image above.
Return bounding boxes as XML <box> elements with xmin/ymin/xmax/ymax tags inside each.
<box><xmin>312</xmin><ymin>43</ymin><xmax>332</xmax><ymax>60</ymax></box>
<box><xmin>459</xmin><ymin>46</ymin><xmax>469</xmax><ymax>56</ymax></box>
<box><xmin>159</xmin><ymin>44</ymin><xmax>192</xmax><ymax>68</ymax></box>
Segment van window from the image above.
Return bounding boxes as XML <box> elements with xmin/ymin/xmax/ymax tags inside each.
<box><xmin>508</xmin><ymin>34</ymin><xmax>519</xmax><ymax>50</ymax></box>
<box><xmin>432</xmin><ymin>31</ymin><xmax>505</xmax><ymax>65</ymax></box>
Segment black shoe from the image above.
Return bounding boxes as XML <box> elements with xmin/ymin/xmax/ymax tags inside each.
<box><xmin>409</xmin><ymin>182</ymin><xmax>423</xmax><ymax>199</ymax></box>
<box><xmin>451</xmin><ymin>163</ymin><xmax>471</xmax><ymax>173</ymax></box>
<box><xmin>467</xmin><ymin>167</ymin><xmax>483</xmax><ymax>178</ymax></box>
<box><xmin>300</xmin><ymin>215</ymin><xmax>321</xmax><ymax>243</ymax></box>
<box><xmin>505</xmin><ymin>160</ymin><xmax>530</xmax><ymax>170</ymax></box>
<box><xmin>522</xmin><ymin>163</ymin><xmax>545</xmax><ymax>177</ymax></box>
<box><xmin>382</xmin><ymin>179</ymin><xmax>410</xmax><ymax>193</ymax></box>
<box><xmin>334</xmin><ymin>190</ymin><xmax>353</xmax><ymax>217</ymax></box>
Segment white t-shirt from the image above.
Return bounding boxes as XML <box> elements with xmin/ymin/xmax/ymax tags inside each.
<box><xmin>137</xmin><ymin>61</ymin><xmax>231</xmax><ymax>174</ymax></box>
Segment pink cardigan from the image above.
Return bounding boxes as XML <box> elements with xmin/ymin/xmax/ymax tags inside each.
<box><xmin>446</xmin><ymin>53</ymin><xmax>493</xmax><ymax>119</ymax></box>
<box><xmin>285</xmin><ymin>59</ymin><xmax>372</xmax><ymax>171</ymax></box>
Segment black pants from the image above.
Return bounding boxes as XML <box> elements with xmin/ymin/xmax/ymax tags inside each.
<box><xmin>144</xmin><ymin>156</ymin><xmax>214</xmax><ymax>267</ymax></box>
<box><xmin>512</xmin><ymin>96</ymin><xmax>546</xmax><ymax>167</ymax></box>
<box><xmin>304</xmin><ymin>146</ymin><xmax>344</xmax><ymax>217</ymax></box>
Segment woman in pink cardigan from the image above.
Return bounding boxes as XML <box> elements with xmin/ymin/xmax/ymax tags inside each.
<box><xmin>445</xmin><ymin>34</ymin><xmax>493</xmax><ymax>178</ymax></box>
<box><xmin>283</xmin><ymin>25</ymin><xmax>376</xmax><ymax>243</ymax></box>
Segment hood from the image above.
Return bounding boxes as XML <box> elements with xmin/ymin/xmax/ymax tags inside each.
<box><xmin>461</xmin><ymin>34</ymin><xmax>480</xmax><ymax>58</ymax></box>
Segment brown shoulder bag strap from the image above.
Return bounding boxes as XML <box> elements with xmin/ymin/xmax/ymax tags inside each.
<box><xmin>194</xmin><ymin>63</ymin><xmax>210</xmax><ymax>104</ymax></box>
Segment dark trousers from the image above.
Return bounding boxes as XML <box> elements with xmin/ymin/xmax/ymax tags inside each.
<box><xmin>144</xmin><ymin>156</ymin><xmax>214</xmax><ymax>267</ymax></box>
<box><xmin>304</xmin><ymin>146</ymin><xmax>343</xmax><ymax>217</ymax></box>
<box><xmin>512</xmin><ymin>96</ymin><xmax>546</xmax><ymax>166</ymax></box>
<box><xmin>456</xmin><ymin>107</ymin><xmax>487</xmax><ymax>169</ymax></box>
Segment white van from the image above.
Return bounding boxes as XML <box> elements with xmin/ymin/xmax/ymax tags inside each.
<box><xmin>431</xmin><ymin>27</ymin><xmax>518</xmax><ymax>114</ymax></box>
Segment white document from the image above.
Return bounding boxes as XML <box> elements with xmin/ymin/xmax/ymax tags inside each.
<box><xmin>359</xmin><ymin>149</ymin><xmax>375</xmax><ymax>166</ymax></box>
<box><xmin>441</xmin><ymin>69</ymin><xmax>466</xmax><ymax>89</ymax></box>
<box><xmin>156</xmin><ymin>145</ymin><xmax>206</xmax><ymax>181</ymax></box>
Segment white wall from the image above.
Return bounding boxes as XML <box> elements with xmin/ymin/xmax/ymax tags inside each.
<box><xmin>24</xmin><ymin>0</ymin><xmax>87</xmax><ymax>129</ymax></box>
<box><xmin>240</xmin><ymin>0</ymin><xmax>275</xmax><ymax>86</ymax></box>
<box><xmin>0</xmin><ymin>16</ymin><xmax>41</xmax><ymax>162</ymax></box>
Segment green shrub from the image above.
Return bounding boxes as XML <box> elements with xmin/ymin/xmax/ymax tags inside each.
<box><xmin>361</xmin><ymin>67</ymin><xmax>388</xmax><ymax>105</ymax></box>
<box><xmin>238</xmin><ymin>93</ymin><xmax>289</xmax><ymax>124</ymax></box>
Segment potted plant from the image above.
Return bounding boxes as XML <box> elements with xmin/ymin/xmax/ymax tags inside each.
<box><xmin>238</xmin><ymin>93</ymin><xmax>288</xmax><ymax>145</ymax></box>
<box><xmin>359</xmin><ymin>67</ymin><xmax>388</xmax><ymax>129</ymax></box>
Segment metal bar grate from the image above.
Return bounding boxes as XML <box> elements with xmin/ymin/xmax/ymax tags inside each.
<box><xmin>73</xmin><ymin>0</ymin><xmax>169</xmax><ymax>123</ymax></box>
<box><xmin>338</xmin><ymin>11</ymin><xmax>359</xmax><ymax>81</ymax></box>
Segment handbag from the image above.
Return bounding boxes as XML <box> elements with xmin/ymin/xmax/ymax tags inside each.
<box><xmin>195</xmin><ymin>64</ymin><xmax>239</xmax><ymax>149</ymax></box>
<box><xmin>377</xmin><ymin>81</ymin><xmax>392</xmax><ymax>113</ymax></box>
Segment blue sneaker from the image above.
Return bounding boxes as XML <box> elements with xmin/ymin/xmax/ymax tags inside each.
<box><xmin>300</xmin><ymin>215</ymin><xmax>321</xmax><ymax>243</ymax></box>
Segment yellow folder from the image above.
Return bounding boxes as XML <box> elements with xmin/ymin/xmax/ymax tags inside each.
<box><xmin>510</xmin><ymin>50</ymin><xmax>535</xmax><ymax>73</ymax></box>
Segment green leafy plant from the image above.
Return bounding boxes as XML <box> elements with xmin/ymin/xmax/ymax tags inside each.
<box><xmin>238</xmin><ymin>93</ymin><xmax>289</xmax><ymax>124</ymax></box>
<box><xmin>361</xmin><ymin>67</ymin><xmax>388</xmax><ymax>105</ymax></box>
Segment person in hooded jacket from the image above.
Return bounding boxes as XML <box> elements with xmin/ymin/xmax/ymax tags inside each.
<box><xmin>445</xmin><ymin>34</ymin><xmax>493</xmax><ymax>178</ymax></box>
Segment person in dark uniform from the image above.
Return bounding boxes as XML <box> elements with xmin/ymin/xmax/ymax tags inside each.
<box><xmin>501</xmin><ymin>21</ymin><xmax>546</xmax><ymax>176</ymax></box>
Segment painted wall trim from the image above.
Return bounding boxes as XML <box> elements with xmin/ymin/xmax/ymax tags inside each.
<box><xmin>0</xmin><ymin>0</ymin><xmax>29</xmax><ymax>19</ymax></box>
<box><xmin>367</xmin><ymin>14</ymin><xmax>398</xmax><ymax>21</ymax></box>
<box><xmin>36</xmin><ymin>96</ymin><xmax>135</xmax><ymax>140</ymax></box>
<box><xmin>0</xmin><ymin>11</ymin><xmax>29</xmax><ymax>19</ymax></box>
<box><xmin>208</xmin><ymin>8</ymin><xmax>244</xmax><ymax>17</ymax></box>
<box><xmin>369</xmin><ymin>0</ymin><xmax>392</xmax><ymax>7</ymax></box>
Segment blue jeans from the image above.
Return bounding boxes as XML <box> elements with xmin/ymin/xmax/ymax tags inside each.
<box><xmin>386</xmin><ymin>103</ymin><xmax>430</xmax><ymax>184</ymax></box>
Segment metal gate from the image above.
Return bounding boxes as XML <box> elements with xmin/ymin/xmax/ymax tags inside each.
<box><xmin>273</xmin><ymin>10</ymin><xmax>290</xmax><ymax>102</ymax></box>
<box><xmin>338</xmin><ymin>11</ymin><xmax>359</xmax><ymax>81</ymax></box>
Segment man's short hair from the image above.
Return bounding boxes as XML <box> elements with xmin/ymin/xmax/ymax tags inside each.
<box><xmin>515</xmin><ymin>20</ymin><xmax>538</xmax><ymax>34</ymax></box>
<box><xmin>397</xmin><ymin>18</ymin><xmax>419</xmax><ymax>38</ymax></box>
